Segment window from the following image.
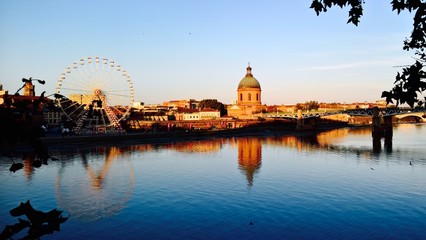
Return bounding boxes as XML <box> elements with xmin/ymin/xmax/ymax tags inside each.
<box><xmin>256</xmin><ymin>93</ymin><xmax>259</xmax><ymax>101</ymax></box>
<box><xmin>240</xmin><ymin>93</ymin><xmax>243</xmax><ymax>101</ymax></box>
<box><xmin>248</xmin><ymin>93</ymin><xmax>251</xmax><ymax>101</ymax></box>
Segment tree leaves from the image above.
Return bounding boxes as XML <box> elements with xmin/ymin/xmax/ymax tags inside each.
<box><xmin>391</xmin><ymin>0</ymin><xmax>407</xmax><ymax>14</ymax></box>
<box><xmin>198</xmin><ymin>99</ymin><xmax>226</xmax><ymax>116</ymax></box>
<box><xmin>310</xmin><ymin>0</ymin><xmax>325</xmax><ymax>15</ymax></box>
<box><xmin>381</xmin><ymin>61</ymin><xmax>426</xmax><ymax>108</ymax></box>
<box><xmin>347</xmin><ymin>3</ymin><xmax>363</xmax><ymax>25</ymax></box>
<box><xmin>309</xmin><ymin>0</ymin><xmax>364</xmax><ymax>25</ymax></box>
<box><xmin>306</xmin><ymin>101</ymin><xmax>320</xmax><ymax>110</ymax></box>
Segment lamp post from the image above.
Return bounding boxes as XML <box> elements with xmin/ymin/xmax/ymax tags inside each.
<box><xmin>23</xmin><ymin>77</ymin><xmax>45</xmax><ymax>85</ymax></box>
<box><xmin>14</xmin><ymin>77</ymin><xmax>46</xmax><ymax>96</ymax></box>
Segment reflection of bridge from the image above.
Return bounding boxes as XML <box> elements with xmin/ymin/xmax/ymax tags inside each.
<box><xmin>263</xmin><ymin>108</ymin><xmax>425</xmax><ymax>120</ymax></box>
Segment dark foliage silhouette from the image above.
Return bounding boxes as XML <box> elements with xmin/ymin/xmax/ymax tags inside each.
<box><xmin>0</xmin><ymin>218</ymin><xmax>31</xmax><ymax>239</ymax></box>
<box><xmin>9</xmin><ymin>161</ymin><xmax>24</xmax><ymax>173</ymax></box>
<box><xmin>2</xmin><ymin>200</ymin><xmax>69</xmax><ymax>239</ymax></box>
<box><xmin>296</xmin><ymin>101</ymin><xmax>320</xmax><ymax>111</ymax></box>
<box><xmin>198</xmin><ymin>99</ymin><xmax>226</xmax><ymax>116</ymax></box>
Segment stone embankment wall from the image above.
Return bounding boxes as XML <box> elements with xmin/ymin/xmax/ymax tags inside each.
<box><xmin>320</xmin><ymin>114</ymin><xmax>395</xmax><ymax>126</ymax></box>
<box><xmin>320</xmin><ymin>114</ymin><xmax>351</xmax><ymax>123</ymax></box>
<box><xmin>348</xmin><ymin>116</ymin><xmax>372</xmax><ymax>125</ymax></box>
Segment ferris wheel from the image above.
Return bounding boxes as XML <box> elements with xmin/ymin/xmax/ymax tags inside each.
<box><xmin>55</xmin><ymin>57</ymin><xmax>134</xmax><ymax>134</ymax></box>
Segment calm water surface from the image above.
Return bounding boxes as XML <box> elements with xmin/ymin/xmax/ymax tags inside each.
<box><xmin>1</xmin><ymin>124</ymin><xmax>425</xmax><ymax>239</ymax></box>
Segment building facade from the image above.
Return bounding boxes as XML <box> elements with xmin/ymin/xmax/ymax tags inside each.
<box><xmin>228</xmin><ymin>64</ymin><xmax>262</xmax><ymax>118</ymax></box>
<box><xmin>199</xmin><ymin>108</ymin><xmax>221</xmax><ymax>119</ymax></box>
<box><xmin>175</xmin><ymin>108</ymin><xmax>220</xmax><ymax>121</ymax></box>
<box><xmin>163</xmin><ymin>99</ymin><xmax>199</xmax><ymax>109</ymax></box>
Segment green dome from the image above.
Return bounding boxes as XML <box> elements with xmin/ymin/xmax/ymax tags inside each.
<box><xmin>238</xmin><ymin>76</ymin><xmax>261</xmax><ymax>89</ymax></box>
<box><xmin>238</xmin><ymin>66</ymin><xmax>261</xmax><ymax>89</ymax></box>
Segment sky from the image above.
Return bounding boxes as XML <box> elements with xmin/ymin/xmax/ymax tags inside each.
<box><xmin>0</xmin><ymin>0</ymin><xmax>416</xmax><ymax>105</ymax></box>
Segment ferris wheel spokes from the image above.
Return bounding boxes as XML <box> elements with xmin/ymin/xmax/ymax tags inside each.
<box><xmin>60</xmin><ymin>100</ymin><xmax>82</xmax><ymax>112</ymax></box>
<box><xmin>67</xmin><ymin>104</ymin><xmax>86</xmax><ymax>117</ymax></box>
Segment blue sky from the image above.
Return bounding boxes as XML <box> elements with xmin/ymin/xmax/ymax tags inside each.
<box><xmin>0</xmin><ymin>0</ymin><xmax>415</xmax><ymax>105</ymax></box>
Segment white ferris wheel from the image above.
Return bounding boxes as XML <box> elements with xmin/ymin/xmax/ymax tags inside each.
<box><xmin>55</xmin><ymin>57</ymin><xmax>134</xmax><ymax>134</ymax></box>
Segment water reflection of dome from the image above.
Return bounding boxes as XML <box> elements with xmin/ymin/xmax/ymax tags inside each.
<box><xmin>55</xmin><ymin>147</ymin><xmax>135</xmax><ymax>222</ymax></box>
<box><xmin>237</xmin><ymin>138</ymin><xmax>262</xmax><ymax>187</ymax></box>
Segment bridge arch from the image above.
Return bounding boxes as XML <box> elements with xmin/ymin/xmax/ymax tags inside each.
<box><xmin>395</xmin><ymin>113</ymin><xmax>425</xmax><ymax>122</ymax></box>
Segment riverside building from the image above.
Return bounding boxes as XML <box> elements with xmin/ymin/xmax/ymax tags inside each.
<box><xmin>227</xmin><ymin>64</ymin><xmax>263</xmax><ymax>118</ymax></box>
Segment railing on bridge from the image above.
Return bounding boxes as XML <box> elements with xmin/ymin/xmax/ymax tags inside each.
<box><xmin>263</xmin><ymin>111</ymin><xmax>342</xmax><ymax>119</ymax></box>
<box><xmin>343</xmin><ymin>107</ymin><xmax>425</xmax><ymax>117</ymax></box>
<box><xmin>264</xmin><ymin>107</ymin><xmax>425</xmax><ymax>119</ymax></box>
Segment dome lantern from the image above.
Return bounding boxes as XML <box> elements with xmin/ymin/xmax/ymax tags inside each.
<box><xmin>238</xmin><ymin>64</ymin><xmax>261</xmax><ymax>89</ymax></box>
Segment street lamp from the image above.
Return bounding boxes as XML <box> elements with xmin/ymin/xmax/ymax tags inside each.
<box><xmin>14</xmin><ymin>77</ymin><xmax>46</xmax><ymax>95</ymax></box>
<box><xmin>53</xmin><ymin>93</ymin><xmax>65</xmax><ymax>99</ymax></box>
<box><xmin>22</xmin><ymin>77</ymin><xmax>45</xmax><ymax>85</ymax></box>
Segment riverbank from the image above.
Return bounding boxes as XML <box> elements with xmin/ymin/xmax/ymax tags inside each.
<box><xmin>1</xmin><ymin>122</ymin><xmax>352</xmax><ymax>153</ymax></box>
<box><xmin>39</xmin><ymin>122</ymin><xmax>351</xmax><ymax>148</ymax></box>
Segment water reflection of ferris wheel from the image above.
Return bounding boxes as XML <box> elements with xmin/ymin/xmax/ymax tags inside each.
<box><xmin>55</xmin><ymin>57</ymin><xmax>134</xmax><ymax>134</ymax></box>
<box><xmin>55</xmin><ymin>147</ymin><xmax>135</xmax><ymax>221</ymax></box>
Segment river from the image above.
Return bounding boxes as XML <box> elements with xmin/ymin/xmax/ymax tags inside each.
<box><xmin>1</xmin><ymin>123</ymin><xmax>425</xmax><ymax>239</ymax></box>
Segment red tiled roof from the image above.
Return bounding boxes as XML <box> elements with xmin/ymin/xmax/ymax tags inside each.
<box><xmin>176</xmin><ymin>107</ymin><xmax>199</xmax><ymax>113</ymax></box>
<box><xmin>200</xmin><ymin>108</ymin><xmax>219</xmax><ymax>112</ymax></box>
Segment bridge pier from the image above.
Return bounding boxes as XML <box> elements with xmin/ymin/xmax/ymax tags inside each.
<box><xmin>296</xmin><ymin>109</ymin><xmax>303</xmax><ymax>130</ymax></box>
<box><xmin>297</xmin><ymin>109</ymin><xmax>316</xmax><ymax>130</ymax></box>
<box><xmin>372</xmin><ymin>107</ymin><xmax>393</xmax><ymax>138</ymax></box>
<box><xmin>371</xmin><ymin>107</ymin><xmax>393</xmax><ymax>153</ymax></box>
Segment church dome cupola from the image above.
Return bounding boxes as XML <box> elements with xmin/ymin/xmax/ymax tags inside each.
<box><xmin>238</xmin><ymin>63</ymin><xmax>261</xmax><ymax>89</ymax></box>
<box><xmin>228</xmin><ymin>63</ymin><xmax>262</xmax><ymax>118</ymax></box>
